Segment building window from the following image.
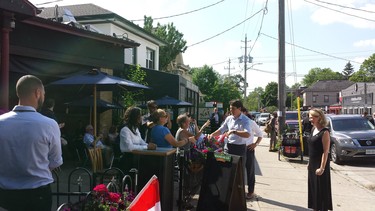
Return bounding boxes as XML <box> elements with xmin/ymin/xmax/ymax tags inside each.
<box><xmin>313</xmin><ymin>95</ymin><xmax>317</xmax><ymax>103</ymax></box>
<box><xmin>124</xmin><ymin>47</ymin><xmax>137</xmax><ymax>65</ymax></box>
<box><xmin>146</xmin><ymin>48</ymin><xmax>155</xmax><ymax>69</ymax></box>
<box><xmin>324</xmin><ymin>95</ymin><xmax>329</xmax><ymax>103</ymax></box>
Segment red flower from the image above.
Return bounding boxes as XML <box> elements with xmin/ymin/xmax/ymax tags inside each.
<box><xmin>108</xmin><ymin>192</ymin><xmax>121</xmax><ymax>203</ymax></box>
<box><xmin>202</xmin><ymin>149</ymin><xmax>208</xmax><ymax>153</ymax></box>
<box><xmin>93</xmin><ymin>184</ymin><xmax>108</xmax><ymax>193</ymax></box>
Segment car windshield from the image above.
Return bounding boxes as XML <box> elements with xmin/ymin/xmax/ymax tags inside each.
<box><xmin>332</xmin><ymin>118</ymin><xmax>375</xmax><ymax>131</ymax></box>
<box><xmin>286</xmin><ymin>112</ymin><xmax>298</xmax><ymax>120</ymax></box>
<box><xmin>260</xmin><ymin>114</ymin><xmax>269</xmax><ymax>118</ymax></box>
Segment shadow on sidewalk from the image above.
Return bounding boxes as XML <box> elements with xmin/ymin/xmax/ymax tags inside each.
<box><xmin>257</xmin><ymin>197</ymin><xmax>309</xmax><ymax>211</ymax></box>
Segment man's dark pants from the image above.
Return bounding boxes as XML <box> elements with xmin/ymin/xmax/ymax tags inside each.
<box><xmin>246</xmin><ymin>149</ymin><xmax>255</xmax><ymax>194</ymax></box>
<box><xmin>0</xmin><ymin>184</ymin><xmax>52</xmax><ymax>211</ymax></box>
<box><xmin>227</xmin><ymin>143</ymin><xmax>247</xmax><ymax>175</ymax></box>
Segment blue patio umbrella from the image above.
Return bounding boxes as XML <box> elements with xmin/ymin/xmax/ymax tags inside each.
<box><xmin>49</xmin><ymin>69</ymin><xmax>149</xmax><ymax>135</ymax></box>
<box><xmin>64</xmin><ymin>95</ymin><xmax>123</xmax><ymax>110</ymax></box>
<box><xmin>154</xmin><ymin>95</ymin><xmax>193</xmax><ymax>108</ymax></box>
<box><xmin>65</xmin><ymin>96</ymin><xmax>123</xmax><ymax>124</ymax></box>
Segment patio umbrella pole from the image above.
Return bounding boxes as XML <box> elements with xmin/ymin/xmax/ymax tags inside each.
<box><xmin>89</xmin><ymin>106</ymin><xmax>92</xmax><ymax>128</ymax></box>
<box><xmin>94</xmin><ymin>85</ymin><xmax>97</xmax><ymax>136</ymax></box>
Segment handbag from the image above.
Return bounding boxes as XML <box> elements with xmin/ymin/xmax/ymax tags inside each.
<box><xmin>264</xmin><ymin>121</ymin><xmax>272</xmax><ymax>133</ymax></box>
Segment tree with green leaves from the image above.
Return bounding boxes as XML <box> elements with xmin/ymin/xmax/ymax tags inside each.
<box><xmin>350</xmin><ymin>53</ymin><xmax>375</xmax><ymax>82</ymax></box>
<box><xmin>143</xmin><ymin>16</ymin><xmax>187</xmax><ymax>71</ymax></box>
<box><xmin>116</xmin><ymin>64</ymin><xmax>148</xmax><ymax>107</ymax></box>
<box><xmin>191</xmin><ymin>65</ymin><xmax>219</xmax><ymax>101</ymax></box>
<box><xmin>224</xmin><ymin>74</ymin><xmax>245</xmax><ymax>93</ymax></box>
<box><xmin>191</xmin><ymin>65</ymin><xmax>242</xmax><ymax>111</ymax></box>
<box><xmin>245</xmin><ymin>87</ymin><xmax>264</xmax><ymax>111</ymax></box>
<box><xmin>212</xmin><ymin>75</ymin><xmax>242</xmax><ymax>111</ymax></box>
<box><xmin>261</xmin><ymin>82</ymin><xmax>278</xmax><ymax>108</ymax></box>
<box><xmin>302</xmin><ymin>67</ymin><xmax>344</xmax><ymax>87</ymax></box>
<box><xmin>360</xmin><ymin>53</ymin><xmax>375</xmax><ymax>74</ymax></box>
<box><xmin>342</xmin><ymin>61</ymin><xmax>354</xmax><ymax>79</ymax></box>
<box><xmin>286</xmin><ymin>83</ymin><xmax>303</xmax><ymax>110</ymax></box>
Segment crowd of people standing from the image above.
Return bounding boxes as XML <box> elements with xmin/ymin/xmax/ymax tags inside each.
<box><xmin>0</xmin><ymin>74</ymin><xmax>336</xmax><ymax>210</ymax></box>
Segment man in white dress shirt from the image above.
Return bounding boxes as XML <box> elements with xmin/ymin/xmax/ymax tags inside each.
<box><xmin>242</xmin><ymin>107</ymin><xmax>263</xmax><ymax>199</ymax></box>
<box><xmin>0</xmin><ymin>75</ymin><xmax>63</xmax><ymax>211</ymax></box>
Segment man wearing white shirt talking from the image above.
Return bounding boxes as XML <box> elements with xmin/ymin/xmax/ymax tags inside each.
<box><xmin>242</xmin><ymin>107</ymin><xmax>263</xmax><ymax>200</ymax></box>
<box><xmin>208</xmin><ymin>100</ymin><xmax>251</xmax><ymax>198</ymax></box>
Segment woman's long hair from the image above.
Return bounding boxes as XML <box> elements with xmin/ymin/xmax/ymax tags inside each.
<box><xmin>123</xmin><ymin>106</ymin><xmax>142</xmax><ymax>135</ymax></box>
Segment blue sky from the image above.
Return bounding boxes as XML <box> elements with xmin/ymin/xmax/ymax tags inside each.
<box><xmin>29</xmin><ymin>0</ymin><xmax>375</xmax><ymax>92</ymax></box>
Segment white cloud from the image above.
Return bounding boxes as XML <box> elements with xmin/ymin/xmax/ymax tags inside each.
<box><xmin>353</xmin><ymin>39</ymin><xmax>375</xmax><ymax>47</ymax></box>
<box><xmin>353</xmin><ymin>56</ymin><xmax>367</xmax><ymax>64</ymax></box>
<box><xmin>309</xmin><ymin>1</ymin><xmax>375</xmax><ymax>29</ymax></box>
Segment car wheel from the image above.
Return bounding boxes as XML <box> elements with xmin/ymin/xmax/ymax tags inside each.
<box><xmin>330</xmin><ymin>143</ymin><xmax>342</xmax><ymax>164</ymax></box>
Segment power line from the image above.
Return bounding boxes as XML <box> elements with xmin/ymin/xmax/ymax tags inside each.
<box><xmin>34</xmin><ymin>0</ymin><xmax>62</xmax><ymax>6</ymax></box>
<box><xmin>304</xmin><ymin>0</ymin><xmax>375</xmax><ymax>22</ymax></box>
<box><xmin>211</xmin><ymin>60</ymin><xmax>228</xmax><ymax>66</ymax></box>
<box><xmin>258</xmin><ymin>57</ymin><xmax>363</xmax><ymax>63</ymax></box>
<box><xmin>210</xmin><ymin>50</ymin><xmax>368</xmax><ymax>69</ymax></box>
<box><xmin>241</xmin><ymin>0</ymin><xmax>250</xmax><ymax>36</ymax></box>
<box><xmin>261</xmin><ymin>33</ymin><xmax>363</xmax><ymax>64</ymax></box>
<box><xmin>187</xmin><ymin>8</ymin><xmax>264</xmax><ymax>48</ymax></box>
<box><xmin>312</xmin><ymin>0</ymin><xmax>375</xmax><ymax>14</ymax></box>
<box><xmin>130</xmin><ymin>0</ymin><xmax>225</xmax><ymax>21</ymax></box>
<box><xmin>248</xmin><ymin>0</ymin><xmax>268</xmax><ymax>54</ymax></box>
<box><xmin>287</xmin><ymin>0</ymin><xmax>297</xmax><ymax>84</ymax></box>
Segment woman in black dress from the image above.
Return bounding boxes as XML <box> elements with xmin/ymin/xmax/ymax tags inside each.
<box><xmin>308</xmin><ymin>108</ymin><xmax>332</xmax><ymax>211</ymax></box>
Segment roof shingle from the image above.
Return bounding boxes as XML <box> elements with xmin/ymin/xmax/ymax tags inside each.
<box><xmin>38</xmin><ymin>3</ymin><xmax>113</xmax><ymax>19</ymax></box>
<box><xmin>303</xmin><ymin>80</ymin><xmax>354</xmax><ymax>92</ymax></box>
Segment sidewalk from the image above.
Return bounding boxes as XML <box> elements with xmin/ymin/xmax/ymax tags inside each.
<box><xmin>245</xmin><ymin>137</ymin><xmax>375</xmax><ymax>211</ymax></box>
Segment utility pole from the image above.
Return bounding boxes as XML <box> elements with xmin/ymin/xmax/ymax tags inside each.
<box><xmin>244</xmin><ymin>35</ymin><xmax>248</xmax><ymax>97</ymax></box>
<box><xmin>241</xmin><ymin>35</ymin><xmax>252</xmax><ymax>97</ymax></box>
<box><xmin>224</xmin><ymin>58</ymin><xmax>235</xmax><ymax>76</ymax></box>
<box><xmin>278</xmin><ymin>0</ymin><xmax>286</xmax><ymax>135</ymax></box>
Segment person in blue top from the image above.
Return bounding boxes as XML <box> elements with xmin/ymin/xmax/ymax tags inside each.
<box><xmin>151</xmin><ymin>108</ymin><xmax>196</xmax><ymax>148</ymax></box>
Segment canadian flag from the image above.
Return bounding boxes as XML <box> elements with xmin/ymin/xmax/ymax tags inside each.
<box><xmin>127</xmin><ymin>175</ymin><xmax>161</xmax><ymax>211</ymax></box>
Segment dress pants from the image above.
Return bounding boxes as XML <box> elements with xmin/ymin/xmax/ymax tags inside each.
<box><xmin>0</xmin><ymin>184</ymin><xmax>52</xmax><ymax>211</ymax></box>
<box><xmin>246</xmin><ymin>148</ymin><xmax>255</xmax><ymax>193</ymax></box>
<box><xmin>227</xmin><ymin>143</ymin><xmax>246</xmax><ymax>173</ymax></box>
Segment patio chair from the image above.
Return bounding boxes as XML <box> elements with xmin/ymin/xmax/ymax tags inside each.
<box><xmin>73</xmin><ymin>138</ymin><xmax>89</xmax><ymax>166</ymax></box>
<box><xmin>87</xmin><ymin>147</ymin><xmax>103</xmax><ymax>173</ymax></box>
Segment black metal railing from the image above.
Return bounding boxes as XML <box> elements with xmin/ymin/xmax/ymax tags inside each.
<box><xmin>52</xmin><ymin>166</ymin><xmax>137</xmax><ymax>209</ymax></box>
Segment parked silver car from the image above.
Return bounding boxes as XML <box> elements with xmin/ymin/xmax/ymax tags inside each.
<box><xmin>326</xmin><ymin>114</ymin><xmax>375</xmax><ymax>164</ymax></box>
<box><xmin>257</xmin><ymin>113</ymin><xmax>270</xmax><ymax>126</ymax></box>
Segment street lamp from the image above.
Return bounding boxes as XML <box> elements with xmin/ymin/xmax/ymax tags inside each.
<box><xmin>244</xmin><ymin>63</ymin><xmax>262</xmax><ymax>97</ymax></box>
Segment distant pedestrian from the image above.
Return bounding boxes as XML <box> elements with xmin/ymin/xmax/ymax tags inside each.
<box><xmin>41</xmin><ymin>98</ymin><xmax>65</xmax><ymax>129</ymax></box>
<box><xmin>307</xmin><ymin>108</ymin><xmax>332</xmax><ymax>211</ymax></box>
<box><xmin>0</xmin><ymin>75</ymin><xmax>63</xmax><ymax>211</ymax></box>
<box><xmin>140</xmin><ymin>100</ymin><xmax>158</xmax><ymax>142</ymax></box>
<box><xmin>210</xmin><ymin>107</ymin><xmax>220</xmax><ymax>132</ymax></box>
<box><xmin>41</xmin><ymin>98</ymin><xmax>67</xmax><ymax>146</ymax></box>
<box><xmin>302</xmin><ymin>111</ymin><xmax>313</xmax><ymax>135</ymax></box>
<box><xmin>269</xmin><ymin>112</ymin><xmax>277</xmax><ymax>151</ymax></box>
